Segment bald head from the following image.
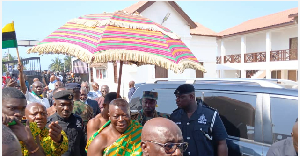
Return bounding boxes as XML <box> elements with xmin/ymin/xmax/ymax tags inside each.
<box><xmin>81</xmin><ymin>81</ymin><xmax>90</xmax><ymax>92</ymax></box>
<box><xmin>129</xmin><ymin>81</ymin><xmax>135</xmax><ymax>88</ymax></box>
<box><xmin>26</xmin><ymin>102</ymin><xmax>46</xmax><ymax>110</ymax></box>
<box><xmin>55</xmin><ymin>81</ymin><xmax>64</xmax><ymax>89</ymax></box>
<box><xmin>141</xmin><ymin>118</ymin><xmax>184</xmax><ymax>156</ymax></box>
<box><xmin>33</xmin><ymin>78</ymin><xmax>40</xmax><ymax>82</ymax></box>
<box><xmin>142</xmin><ymin>118</ymin><xmax>182</xmax><ymax>142</ymax></box>
<box><xmin>101</xmin><ymin>85</ymin><xmax>109</xmax><ymax>97</ymax></box>
<box><xmin>2</xmin><ymin>125</ymin><xmax>22</xmax><ymax>156</ymax></box>
<box><xmin>50</xmin><ymin>75</ymin><xmax>56</xmax><ymax>82</ymax></box>
<box><xmin>25</xmin><ymin>103</ymin><xmax>47</xmax><ymax>129</ymax></box>
<box><xmin>92</xmin><ymin>82</ymin><xmax>99</xmax><ymax>91</ymax></box>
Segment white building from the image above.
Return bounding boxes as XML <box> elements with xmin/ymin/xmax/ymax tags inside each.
<box><xmin>76</xmin><ymin>2</ymin><xmax>298</xmax><ymax>100</ymax></box>
<box><xmin>85</xmin><ymin>1</ymin><xmax>219</xmax><ymax>99</ymax></box>
<box><xmin>216</xmin><ymin>7</ymin><xmax>298</xmax><ymax>81</ymax></box>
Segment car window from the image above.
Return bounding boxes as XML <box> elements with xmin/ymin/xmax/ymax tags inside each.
<box><xmin>270</xmin><ymin>95</ymin><xmax>298</xmax><ymax>143</ymax></box>
<box><xmin>201</xmin><ymin>91</ymin><xmax>256</xmax><ymax>140</ymax></box>
<box><xmin>152</xmin><ymin>89</ymin><xmax>178</xmax><ymax>114</ymax></box>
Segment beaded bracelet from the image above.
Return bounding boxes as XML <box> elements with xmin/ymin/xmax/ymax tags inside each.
<box><xmin>29</xmin><ymin>146</ymin><xmax>40</xmax><ymax>154</ymax></box>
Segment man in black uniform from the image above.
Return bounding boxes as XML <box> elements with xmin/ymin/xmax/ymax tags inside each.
<box><xmin>47</xmin><ymin>90</ymin><xmax>86</xmax><ymax>156</ymax></box>
<box><xmin>170</xmin><ymin>84</ymin><xmax>228</xmax><ymax>156</ymax></box>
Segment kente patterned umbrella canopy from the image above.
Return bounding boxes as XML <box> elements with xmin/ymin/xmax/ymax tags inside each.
<box><xmin>27</xmin><ymin>11</ymin><xmax>205</xmax><ymax>73</ymax></box>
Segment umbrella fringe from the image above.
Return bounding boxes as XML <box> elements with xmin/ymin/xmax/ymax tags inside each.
<box><xmin>27</xmin><ymin>43</ymin><xmax>206</xmax><ymax>73</ymax></box>
<box><xmin>68</xmin><ymin>19</ymin><xmax>181</xmax><ymax>40</ymax></box>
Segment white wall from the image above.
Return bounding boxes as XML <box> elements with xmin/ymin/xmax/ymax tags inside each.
<box><xmin>190</xmin><ymin>35</ymin><xmax>218</xmax><ymax>78</ymax></box>
<box><xmin>271</xmin><ymin>26</ymin><xmax>298</xmax><ymax>50</ymax></box>
<box><xmin>221</xmin><ymin>38</ymin><xmax>241</xmax><ymax>55</ymax></box>
<box><xmin>216</xmin><ymin>25</ymin><xmax>298</xmax><ymax>56</ymax></box>
<box><xmin>222</xmin><ymin>70</ymin><xmax>239</xmax><ymax>78</ymax></box>
<box><xmin>141</xmin><ymin>1</ymin><xmax>191</xmax><ymax>39</ymax></box>
<box><xmin>246</xmin><ymin>33</ymin><xmax>266</xmax><ymax>53</ymax></box>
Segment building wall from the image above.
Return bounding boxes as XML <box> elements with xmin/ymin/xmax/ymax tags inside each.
<box><xmin>190</xmin><ymin>35</ymin><xmax>218</xmax><ymax>78</ymax></box>
<box><xmin>141</xmin><ymin>1</ymin><xmax>191</xmax><ymax>39</ymax></box>
<box><xmin>271</xmin><ymin>26</ymin><xmax>298</xmax><ymax>50</ymax></box>
<box><xmin>217</xmin><ymin>25</ymin><xmax>298</xmax><ymax>56</ymax></box>
<box><xmin>222</xmin><ymin>70</ymin><xmax>239</xmax><ymax>78</ymax></box>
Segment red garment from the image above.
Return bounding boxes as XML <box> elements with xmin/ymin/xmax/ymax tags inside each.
<box><xmin>95</xmin><ymin>96</ymin><xmax>105</xmax><ymax>110</ymax></box>
<box><xmin>2</xmin><ymin>76</ymin><xmax>6</xmax><ymax>84</ymax></box>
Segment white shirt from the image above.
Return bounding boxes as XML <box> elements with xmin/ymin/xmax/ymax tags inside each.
<box><xmin>87</xmin><ymin>90</ymin><xmax>102</xmax><ymax>100</ymax></box>
<box><xmin>25</xmin><ymin>91</ymin><xmax>50</xmax><ymax>108</ymax></box>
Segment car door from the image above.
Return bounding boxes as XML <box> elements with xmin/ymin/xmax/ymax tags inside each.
<box><xmin>261</xmin><ymin>94</ymin><xmax>298</xmax><ymax>155</ymax></box>
<box><xmin>198</xmin><ymin>90</ymin><xmax>264</xmax><ymax>156</ymax></box>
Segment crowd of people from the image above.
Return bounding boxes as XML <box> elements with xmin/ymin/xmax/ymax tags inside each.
<box><xmin>2</xmin><ymin>62</ymin><xmax>298</xmax><ymax>156</ymax></box>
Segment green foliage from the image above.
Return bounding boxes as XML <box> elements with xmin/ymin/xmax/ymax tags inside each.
<box><xmin>49</xmin><ymin>56</ymin><xmax>64</xmax><ymax>72</ymax></box>
<box><xmin>64</xmin><ymin>55</ymin><xmax>72</xmax><ymax>72</ymax></box>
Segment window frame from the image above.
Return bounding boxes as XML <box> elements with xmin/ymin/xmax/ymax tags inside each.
<box><xmin>263</xmin><ymin>94</ymin><xmax>298</xmax><ymax>144</ymax></box>
<box><xmin>94</xmin><ymin>67</ymin><xmax>107</xmax><ymax>80</ymax></box>
<box><xmin>198</xmin><ymin>90</ymin><xmax>263</xmax><ymax>143</ymax></box>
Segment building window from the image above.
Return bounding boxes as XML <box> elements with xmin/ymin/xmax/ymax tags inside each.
<box><xmin>95</xmin><ymin>68</ymin><xmax>107</xmax><ymax>80</ymax></box>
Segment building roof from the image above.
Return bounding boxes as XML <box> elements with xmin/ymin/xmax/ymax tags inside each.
<box><xmin>123</xmin><ymin>1</ymin><xmax>197</xmax><ymax>29</ymax></box>
<box><xmin>123</xmin><ymin>2</ymin><xmax>297</xmax><ymax>38</ymax></box>
<box><xmin>190</xmin><ymin>22</ymin><xmax>220</xmax><ymax>37</ymax></box>
<box><xmin>219</xmin><ymin>7</ymin><xmax>298</xmax><ymax>37</ymax></box>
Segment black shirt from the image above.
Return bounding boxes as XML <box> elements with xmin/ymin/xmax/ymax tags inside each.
<box><xmin>170</xmin><ymin>104</ymin><xmax>228</xmax><ymax>156</ymax></box>
<box><xmin>47</xmin><ymin>112</ymin><xmax>86</xmax><ymax>156</ymax></box>
<box><xmin>267</xmin><ymin>137</ymin><xmax>297</xmax><ymax>156</ymax></box>
<box><xmin>42</xmin><ymin>74</ymin><xmax>50</xmax><ymax>85</ymax></box>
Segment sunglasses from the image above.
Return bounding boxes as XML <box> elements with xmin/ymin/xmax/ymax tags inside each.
<box><xmin>144</xmin><ymin>140</ymin><xmax>188</xmax><ymax>154</ymax></box>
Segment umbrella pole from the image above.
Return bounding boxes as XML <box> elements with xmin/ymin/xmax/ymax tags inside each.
<box><xmin>117</xmin><ymin>61</ymin><xmax>123</xmax><ymax>98</ymax></box>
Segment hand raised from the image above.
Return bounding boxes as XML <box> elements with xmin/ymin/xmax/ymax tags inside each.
<box><xmin>48</xmin><ymin>121</ymin><xmax>62</xmax><ymax>143</ymax></box>
<box><xmin>2</xmin><ymin>113</ymin><xmax>14</xmax><ymax>126</ymax></box>
<box><xmin>6</xmin><ymin>78</ymin><xmax>17</xmax><ymax>87</ymax></box>
<box><xmin>9</xmin><ymin>117</ymin><xmax>34</xmax><ymax>142</ymax></box>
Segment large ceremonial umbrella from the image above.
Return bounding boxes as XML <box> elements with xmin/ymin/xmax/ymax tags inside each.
<box><xmin>28</xmin><ymin>11</ymin><xmax>205</xmax><ymax>96</ymax></box>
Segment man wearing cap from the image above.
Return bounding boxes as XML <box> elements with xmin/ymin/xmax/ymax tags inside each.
<box><xmin>47</xmin><ymin>90</ymin><xmax>86</xmax><ymax>156</ymax></box>
<box><xmin>135</xmin><ymin>91</ymin><xmax>169</xmax><ymax>126</ymax></box>
<box><xmin>170</xmin><ymin>84</ymin><xmax>228</xmax><ymax>156</ymax></box>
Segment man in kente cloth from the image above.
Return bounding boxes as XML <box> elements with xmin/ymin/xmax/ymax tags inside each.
<box><xmin>86</xmin><ymin>92</ymin><xmax>120</xmax><ymax>140</ymax></box>
<box><xmin>86</xmin><ymin>99</ymin><xmax>142</xmax><ymax>156</ymax></box>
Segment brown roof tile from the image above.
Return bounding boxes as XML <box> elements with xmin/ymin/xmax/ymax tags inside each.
<box><xmin>219</xmin><ymin>7</ymin><xmax>298</xmax><ymax>37</ymax></box>
<box><xmin>190</xmin><ymin>22</ymin><xmax>220</xmax><ymax>37</ymax></box>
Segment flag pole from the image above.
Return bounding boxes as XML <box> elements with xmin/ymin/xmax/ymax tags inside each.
<box><xmin>12</xmin><ymin>21</ymin><xmax>21</xmax><ymax>64</ymax></box>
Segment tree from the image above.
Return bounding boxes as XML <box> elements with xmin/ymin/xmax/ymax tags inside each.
<box><xmin>49</xmin><ymin>56</ymin><xmax>64</xmax><ymax>72</ymax></box>
<box><xmin>64</xmin><ymin>55</ymin><xmax>72</xmax><ymax>72</ymax></box>
<box><xmin>2</xmin><ymin>53</ymin><xmax>17</xmax><ymax>73</ymax></box>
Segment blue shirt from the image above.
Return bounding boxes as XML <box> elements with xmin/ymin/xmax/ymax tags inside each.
<box><xmin>128</xmin><ymin>87</ymin><xmax>136</xmax><ymax>101</ymax></box>
<box><xmin>170</xmin><ymin>104</ymin><xmax>227</xmax><ymax>156</ymax></box>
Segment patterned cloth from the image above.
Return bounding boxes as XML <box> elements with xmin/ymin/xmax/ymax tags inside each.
<box><xmin>27</xmin><ymin>11</ymin><xmax>206</xmax><ymax>73</ymax></box>
<box><xmin>134</xmin><ymin>109</ymin><xmax>170</xmax><ymax>126</ymax></box>
<box><xmin>73</xmin><ymin>100</ymin><xmax>94</xmax><ymax>126</ymax></box>
<box><xmin>85</xmin><ymin>120</ymin><xmax>142</xmax><ymax>156</ymax></box>
<box><xmin>20</xmin><ymin>122</ymin><xmax>69</xmax><ymax>156</ymax></box>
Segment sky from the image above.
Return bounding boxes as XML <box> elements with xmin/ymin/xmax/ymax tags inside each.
<box><xmin>2</xmin><ymin>1</ymin><xmax>298</xmax><ymax>70</ymax></box>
